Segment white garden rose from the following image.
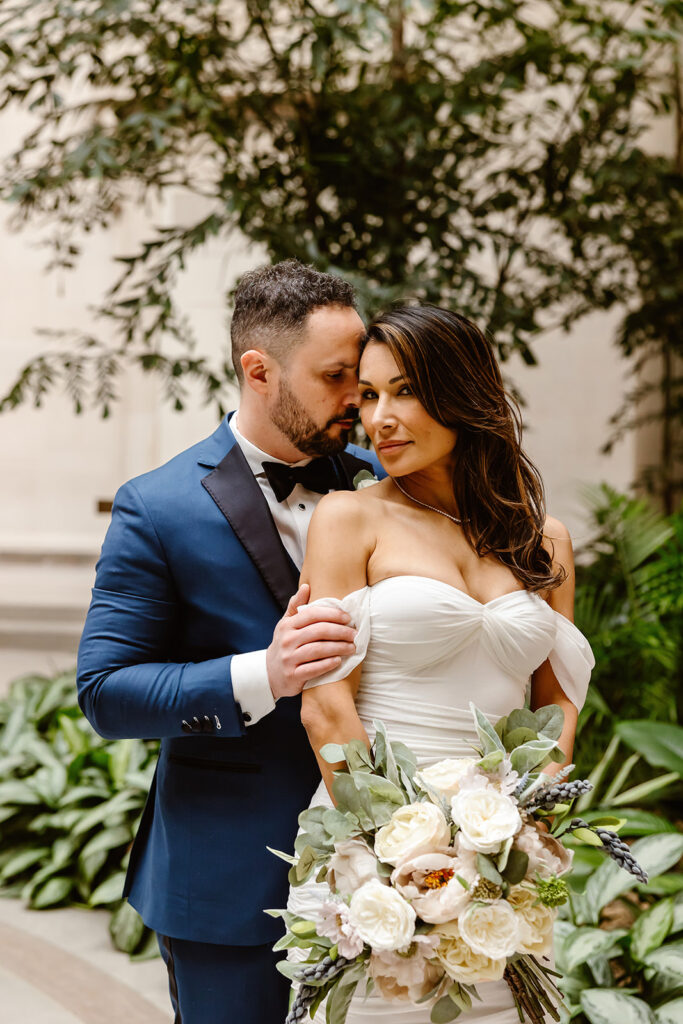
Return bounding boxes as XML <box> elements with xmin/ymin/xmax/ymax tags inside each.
<box><xmin>459</xmin><ymin>900</ymin><xmax>520</xmax><ymax>959</ymax></box>
<box><xmin>434</xmin><ymin>921</ymin><xmax>506</xmax><ymax>984</ymax></box>
<box><xmin>368</xmin><ymin>934</ymin><xmax>443</xmax><ymax>1002</ymax></box>
<box><xmin>514</xmin><ymin>821</ymin><xmax>573</xmax><ymax>878</ymax></box>
<box><xmin>417</xmin><ymin>758</ymin><xmax>477</xmax><ymax>801</ymax></box>
<box><xmin>507</xmin><ymin>885</ymin><xmax>556</xmax><ymax>956</ymax></box>
<box><xmin>349</xmin><ymin>878</ymin><xmax>416</xmax><ymax>952</ymax></box>
<box><xmin>327</xmin><ymin>838</ymin><xmax>384</xmax><ymax>897</ymax></box>
<box><xmin>391</xmin><ymin>849</ymin><xmax>477</xmax><ymax>924</ymax></box>
<box><xmin>374</xmin><ymin>802</ymin><xmax>451</xmax><ymax>866</ymax></box>
<box><xmin>451</xmin><ymin>786</ymin><xmax>522</xmax><ymax>854</ymax></box>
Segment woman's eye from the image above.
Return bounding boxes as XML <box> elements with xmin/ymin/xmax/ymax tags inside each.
<box><xmin>398</xmin><ymin>385</ymin><xmax>413</xmax><ymax>396</ymax></box>
<box><xmin>360</xmin><ymin>389</ymin><xmax>377</xmax><ymax>401</ymax></box>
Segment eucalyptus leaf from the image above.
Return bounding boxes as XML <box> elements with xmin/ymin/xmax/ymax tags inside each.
<box><xmin>533</xmin><ymin>705</ymin><xmax>565</xmax><ymax>741</ymax></box>
<box><xmin>431</xmin><ymin>994</ymin><xmax>462</xmax><ymax>1022</ymax></box>
<box><xmin>476</xmin><ymin>854</ymin><xmax>503</xmax><ymax>886</ymax></box>
<box><xmin>320</xmin><ymin>743</ymin><xmax>346</xmax><ymax>765</ymax></box>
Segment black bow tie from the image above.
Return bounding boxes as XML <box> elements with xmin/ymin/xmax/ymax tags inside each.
<box><xmin>262</xmin><ymin>458</ymin><xmax>339</xmax><ymax>502</ymax></box>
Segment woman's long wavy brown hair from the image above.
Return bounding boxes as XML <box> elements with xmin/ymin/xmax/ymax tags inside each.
<box><xmin>364</xmin><ymin>305</ymin><xmax>565</xmax><ymax>593</ymax></box>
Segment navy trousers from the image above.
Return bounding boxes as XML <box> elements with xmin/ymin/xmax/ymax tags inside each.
<box><xmin>158</xmin><ymin>934</ymin><xmax>290</xmax><ymax>1024</ymax></box>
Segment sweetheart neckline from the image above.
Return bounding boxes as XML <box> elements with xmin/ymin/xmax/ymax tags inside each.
<box><xmin>368</xmin><ymin>574</ymin><xmax>544</xmax><ymax>608</ymax></box>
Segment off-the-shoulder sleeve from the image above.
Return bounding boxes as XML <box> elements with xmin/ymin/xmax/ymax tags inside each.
<box><xmin>547</xmin><ymin>612</ymin><xmax>595</xmax><ymax>711</ymax></box>
<box><xmin>301</xmin><ymin>586</ymin><xmax>371</xmax><ymax>690</ymax></box>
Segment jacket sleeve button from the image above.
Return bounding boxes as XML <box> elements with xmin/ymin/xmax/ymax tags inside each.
<box><xmin>181</xmin><ymin>720</ymin><xmax>193</xmax><ymax>734</ymax></box>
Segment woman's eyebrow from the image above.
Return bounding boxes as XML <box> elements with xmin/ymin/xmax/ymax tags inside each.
<box><xmin>358</xmin><ymin>375</ymin><xmax>406</xmax><ymax>386</ymax></box>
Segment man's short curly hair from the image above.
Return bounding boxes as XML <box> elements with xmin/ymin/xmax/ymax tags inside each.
<box><xmin>230</xmin><ymin>260</ymin><xmax>357</xmax><ymax>383</ymax></box>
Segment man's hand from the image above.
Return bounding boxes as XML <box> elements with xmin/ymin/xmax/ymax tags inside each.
<box><xmin>266</xmin><ymin>584</ymin><xmax>356</xmax><ymax>700</ymax></box>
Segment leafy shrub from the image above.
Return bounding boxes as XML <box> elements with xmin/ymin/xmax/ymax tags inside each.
<box><xmin>0</xmin><ymin>670</ymin><xmax>158</xmax><ymax>956</ymax></box>
<box><xmin>573</xmin><ymin>486</ymin><xmax>683</xmax><ymax>778</ymax></box>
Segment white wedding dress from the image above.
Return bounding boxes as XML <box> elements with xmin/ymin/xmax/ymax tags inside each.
<box><xmin>287</xmin><ymin>575</ymin><xmax>594</xmax><ymax>1023</ymax></box>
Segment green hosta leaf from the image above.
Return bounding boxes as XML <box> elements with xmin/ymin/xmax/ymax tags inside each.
<box><xmin>89</xmin><ymin>870</ymin><xmax>127</xmax><ymax>906</ymax></box>
<box><xmin>584</xmin><ymin>834</ymin><xmax>683</xmax><ymax>921</ymax></box>
<box><xmin>109</xmin><ymin>900</ymin><xmax>146</xmax><ymax>955</ymax></box>
<box><xmin>638</xmin><ymin>875</ymin><xmax>683</xmax><ymax>897</ymax></box>
<box><xmin>607</xmin><ymin>809</ymin><xmax>679</xmax><ymax>837</ymax></box>
<box><xmin>0</xmin><ymin>846</ymin><xmax>49</xmax><ymax>881</ymax></box>
<box><xmin>631</xmin><ymin>899</ymin><xmax>674</xmax><ymax>962</ymax></box>
<box><xmin>564</xmin><ymin>927</ymin><xmax>628</xmax><ymax>973</ymax></box>
<box><xmin>79</xmin><ymin>849</ymin><xmax>109</xmax><ymax>886</ymax></box>
<box><xmin>611</xmin><ymin>773</ymin><xmax>679</xmax><ymax>807</ymax></box>
<box><xmin>654</xmin><ymin>997</ymin><xmax>683</xmax><ymax>1024</ymax></box>
<box><xmin>431</xmin><ymin>994</ymin><xmax>461</xmax><ymax>1022</ymax></box>
<box><xmin>616</xmin><ymin>722</ymin><xmax>683</xmax><ymax>777</ymax></box>
<box><xmin>79</xmin><ymin>824</ymin><xmax>132</xmax><ymax>862</ymax></box>
<box><xmin>470</xmin><ymin>704</ymin><xmax>505</xmax><ymax>755</ymax></box>
<box><xmin>108</xmin><ymin>738</ymin><xmax>134</xmax><ymax>789</ymax></box>
<box><xmin>130</xmin><ymin>927</ymin><xmax>160</xmax><ymax>962</ymax></box>
<box><xmin>644</xmin><ymin>941</ymin><xmax>683</xmax><ymax>999</ymax></box>
<box><xmin>580</xmin><ymin>988</ymin><xmax>654</xmax><ymax>1024</ymax></box>
<box><xmin>30</xmin><ymin>876</ymin><xmax>73</xmax><ymax>909</ymax></box>
<box><xmin>0</xmin><ymin>779</ymin><xmax>41</xmax><ymax>805</ymax></box>
<box><xmin>58</xmin><ymin>714</ymin><xmax>91</xmax><ymax>756</ymax></box>
<box><xmin>71</xmin><ymin>790</ymin><xmax>143</xmax><ymax>836</ymax></box>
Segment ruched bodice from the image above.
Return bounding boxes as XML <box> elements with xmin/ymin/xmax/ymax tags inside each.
<box><xmin>288</xmin><ymin>576</ymin><xmax>595</xmax><ymax>1023</ymax></box>
<box><xmin>304</xmin><ymin>575</ymin><xmax>593</xmax><ymax>765</ymax></box>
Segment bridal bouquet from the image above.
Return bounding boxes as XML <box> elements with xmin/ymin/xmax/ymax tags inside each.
<box><xmin>269</xmin><ymin>704</ymin><xmax>647</xmax><ymax>1024</ymax></box>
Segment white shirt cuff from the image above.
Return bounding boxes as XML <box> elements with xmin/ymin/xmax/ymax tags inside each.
<box><xmin>231</xmin><ymin>650</ymin><xmax>276</xmax><ymax>726</ymax></box>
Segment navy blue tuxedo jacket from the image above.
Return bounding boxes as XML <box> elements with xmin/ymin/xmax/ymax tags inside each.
<box><xmin>77</xmin><ymin>415</ymin><xmax>382</xmax><ymax>945</ymax></box>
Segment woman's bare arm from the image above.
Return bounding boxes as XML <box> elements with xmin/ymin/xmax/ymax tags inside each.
<box><xmin>300</xmin><ymin>491</ymin><xmax>375</xmax><ymax>798</ymax></box>
<box><xmin>530</xmin><ymin>516</ymin><xmax>579</xmax><ymax>770</ymax></box>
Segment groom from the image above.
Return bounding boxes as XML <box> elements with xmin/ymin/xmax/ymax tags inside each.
<box><xmin>77</xmin><ymin>260</ymin><xmax>382</xmax><ymax>1023</ymax></box>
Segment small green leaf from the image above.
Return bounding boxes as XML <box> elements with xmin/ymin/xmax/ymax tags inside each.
<box><xmin>431</xmin><ymin>994</ymin><xmax>462</xmax><ymax>1022</ymax></box>
<box><xmin>476</xmin><ymin>854</ymin><xmax>503</xmax><ymax>885</ymax></box>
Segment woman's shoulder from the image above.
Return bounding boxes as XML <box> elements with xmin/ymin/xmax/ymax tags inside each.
<box><xmin>542</xmin><ymin>514</ymin><xmax>571</xmax><ymax>543</ymax></box>
<box><xmin>313</xmin><ymin>479</ymin><xmax>392</xmax><ymax>522</ymax></box>
<box><xmin>541</xmin><ymin>515</ymin><xmax>575</xmax><ymax>592</ymax></box>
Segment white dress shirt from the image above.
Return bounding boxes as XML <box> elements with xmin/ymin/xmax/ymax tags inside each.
<box><xmin>229</xmin><ymin>415</ymin><xmax>330</xmax><ymax>725</ymax></box>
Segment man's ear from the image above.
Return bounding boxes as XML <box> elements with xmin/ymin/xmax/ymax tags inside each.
<box><xmin>241</xmin><ymin>349</ymin><xmax>276</xmax><ymax>394</ymax></box>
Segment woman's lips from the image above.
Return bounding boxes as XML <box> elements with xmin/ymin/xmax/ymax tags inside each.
<box><xmin>378</xmin><ymin>440</ymin><xmax>411</xmax><ymax>453</ymax></box>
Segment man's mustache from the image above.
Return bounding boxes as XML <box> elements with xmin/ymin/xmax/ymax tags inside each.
<box><xmin>327</xmin><ymin>407</ymin><xmax>358</xmax><ymax>427</ymax></box>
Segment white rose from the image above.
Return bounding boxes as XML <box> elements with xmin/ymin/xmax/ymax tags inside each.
<box><xmin>391</xmin><ymin>850</ymin><xmax>477</xmax><ymax>924</ymax></box>
<box><xmin>349</xmin><ymin>878</ymin><xmax>416</xmax><ymax>952</ymax></box>
<box><xmin>451</xmin><ymin>786</ymin><xmax>521</xmax><ymax>854</ymax></box>
<box><xmin>434</xmin><ymin>921</ymin><xmax>506</xmax><ymax>984</ymax></box>
<box><xmin>507</xmin><ymin>885</ymin><xmax>556</xmax><ymax>956</ymax></box>
<box><xmin>417</xmin><ymin>758</ymin><xmax>477</xmax><ymax>801</ymax></box>
<box><xmin>327</xmin><ymin>838</ymin><xmax>384</xmax><ymax>897</ymax></box>
<box><xmin>374</xmin><ymin>802</ymin><xmax>451</xmax><ymax>866</ymax></box>
<box><xmin>514</xmin><ymin>822</ymin><xmax>574</xmax><ymax>878</ymax></box>
<box><xmin>459</xmin><ymin>900</ymin><xmax>520</xmax><ymax>959</ymax></box>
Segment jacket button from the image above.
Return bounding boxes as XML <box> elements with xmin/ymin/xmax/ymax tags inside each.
<box><xmin>243</xmin><ymin>712</ymin><xmax>252</xmax><ymax>724</ymax></box>
<box><xmin>192</xmin><ymin>716</ymin><xmax>202</xmax><ymax>732</ymax></box>
<box><xmin>181</xmin><ymin>720</ymin><xmax>192</xmax><ymax>734</ymax></box>
<box><xmin>201</xmin><ymin>715</ymin><xmax>213</xmax><ymax>733</ymax></box>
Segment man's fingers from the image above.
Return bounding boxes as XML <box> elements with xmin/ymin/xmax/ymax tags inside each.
<box><xmin>293</xmin><ymin>622</ymin><xmax>356</xmax><ymax>647</ymax></box>
<box><xmin>291</xmin><ymin>603</ymin><xmax>351</xmax><ymax>628</ymax></box>
<box><xmin>294</xmin><ymin>640</ymin><xmax>356</xmax><ymax>665</ymax></box>
<box><xmin>285</xmin><ymin>583</ymin><xmax>310</xmax><ymax>616</ymax></box>
<box><xmin>296</xmin><ymin>656</ymin><xmax>343</xmax><ymax>683</ymax></box>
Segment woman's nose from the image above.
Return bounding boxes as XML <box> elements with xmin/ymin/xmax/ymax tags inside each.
<box><xmin>372</xmin><ymin>394</ymin><xmax>397</xmax><ymax>429</ymax></box>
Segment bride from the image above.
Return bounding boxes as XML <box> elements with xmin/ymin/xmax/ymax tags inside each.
<box><xmin>286</xmin><ymin>305</ymin><xmax>594</xmax><ymax>1023</ymax></box>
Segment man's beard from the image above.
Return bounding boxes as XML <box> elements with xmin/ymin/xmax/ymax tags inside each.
<box><xmin>270</xmin><ymin>376</ymin><xmax>356</xmax><ymax>457</ymax></box>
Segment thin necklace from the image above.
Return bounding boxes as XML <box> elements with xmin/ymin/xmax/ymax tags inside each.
<box><xmin>393</xmin><ymin>477</ymin><xmax>465</xmax><ymax>525</ymax></box>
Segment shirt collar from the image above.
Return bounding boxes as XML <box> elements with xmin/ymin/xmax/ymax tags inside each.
<box><xmin>231</xmin><ymin>413</ymin><xmax>312</xmax><ymax>475</ymax></box>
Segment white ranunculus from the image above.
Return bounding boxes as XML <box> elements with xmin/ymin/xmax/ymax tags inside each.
<box><xmin>451</xmin><ymin>786</ymin><xmax>522</xmax><ymax>854</ymax></box>
<box><xmin>507</xmin><ymin>885</ymin><xmax>556</xmax><ymax>956</ymax></box>
<box><xmin>327</xmin><ymin>838</ymin><xmax>384</xmax><ymax>897</ymax></box>
<box><xmin>434</xmin><ymin>921</ymin><xmax>506</xmax><ymax>984</ymax></box>
<box><xmin>514</xmin><ymin>821</ymin><xmax>574</xmax><ymax>878</ymax></box>
<box><xmin>348</xmin><ymin>878</ymin><xmax>416</xmax><ymax>952</ymax></box>
<box><xmin>417</xmin><ymin>758</ymin><xmax>478</xmax><ymax>801</ymax></box>
<box><xmin>374</xmin><ymin>802</ymin><xmax>451</xmax><ymax>867</ymax></box>
<box><xmin>368</xmin><ymin>934</ymin><xmax>443</xmax><ymax>1003</ymax></box>
<box><xmin>391</xmin><ymin>850</ymin><xmax>477</xmax><ymax>924</ymax></box>
<box><xmin>459</xmin><ymin>900</ymin><xmax>520</xmax><ymax>959</ymax></box>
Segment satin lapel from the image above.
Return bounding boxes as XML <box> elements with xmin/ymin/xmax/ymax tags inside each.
<box><xmin>201</xmin><ymin>444</ymin><xmax>299</xmax><ymax>612</ymax></box>
<box><xmin>333</xmin><ymin>450</ymin><xmax>377</xmax><ymax>490</ymax></box>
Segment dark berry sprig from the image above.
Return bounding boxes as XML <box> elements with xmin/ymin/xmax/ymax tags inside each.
<box><xmin>525</xmin><ymin>780</ymin><xmax>593</xmax><ymax>812</ymax></box>
<box><xmin>568</xmin><ymin>818</ymin><xmax>648</xmax><ymax>882</ymax></box>
<box><xmin>286</xmin><ymin>955</ymin><xmax>352</xmax><ymax>1022</ymax></box>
